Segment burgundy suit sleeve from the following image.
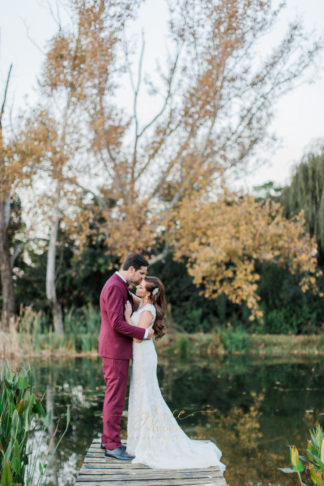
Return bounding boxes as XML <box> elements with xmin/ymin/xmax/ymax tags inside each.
<box><xmin>105</xmin><ymin>285</ymin><xmax>145</xmax><ymax>340</ymax></box>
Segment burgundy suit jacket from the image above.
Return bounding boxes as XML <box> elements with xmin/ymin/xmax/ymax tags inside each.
<box><xmin>98</xmin><ymin>273</ymin><xmax>146</xmax><ymax>360</ymax></box>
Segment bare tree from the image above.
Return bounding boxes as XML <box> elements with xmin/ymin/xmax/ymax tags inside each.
<box><xmin>28</xmin><ymin>0</ymin><xmax>144</xmax><ymax>331</ymax></box>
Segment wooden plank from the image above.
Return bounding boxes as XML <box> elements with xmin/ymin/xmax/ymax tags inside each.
<box><xmin>83</xmin><ymin>462</ymin><xmax>151</xmax><ymax>469</ymax></box>
<box><xmin>83</xmin><ymin>461</ymin><xmax>150</xmax><ymax>469</ymax></box>
<box><xmin>79</xmin><ymin>467</ymin><xmax>222</xmax><ymax>476</ymax></box>
<box><xmin>83</xmin><ymin>457</ymin><xmax>221</xmax><ymax>472</ymax></box>
<box><xmin>76</xmin><ymin>480</ymin><xmax>227</xmax><ymax>486</ymax></box>
<box><xmin>76</xmin><ymin>439</ymin><xmax>227</xmax><ymax>486</ymax></box>
<box><xmin>81</xmin><ymin>466</ymin><xmax>220</xmax><ymax>473</ymax></box>
<box><xmin>77</xmin><ymin>475</ymin><xmax>222</xmax><ymax>482</ymax></box>
<box><xmin>80</xmin><ymin>466</ymin><xmax>216</xmax><ymax>472</ymax></box>
<box><xmin>78</xmin><ymin>471</ymin><xmax>222</xmax><ymax>479</ymax></box>
<box><xmin>76</xmin><ymin>483</ymin><xmax>226</xmax><ymax>486</ymax></box>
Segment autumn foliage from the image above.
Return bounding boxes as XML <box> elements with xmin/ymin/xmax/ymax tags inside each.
<box><xmin>170</xmin><ymin>190</ymin><xmax>320</xmax><ymax>320</ymax></box>
<box><xmin>1</xmin><ymin>0</ymin><xmax>323</xmax><ymax>329</ymax></box>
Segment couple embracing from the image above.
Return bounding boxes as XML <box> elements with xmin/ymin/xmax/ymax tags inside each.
<box><xmin>98</xmin><ymin>253</ymin><xmax>225</xmax><ymax>472</ymax></box>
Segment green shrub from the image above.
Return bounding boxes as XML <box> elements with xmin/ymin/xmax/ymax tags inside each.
<box><xmin>178</xmin><ymin>337</ymin><xmax>188</xmax><ymax>360</ymax></box>
<box><xmin>262</xmin><ymin>305</ymin><xmax>320</xmax><ymax>335</ymax></box>
<box><xmin>217</xmin><ymin>326</ymin><xmax>252</xmax><ymax>353</ymax></box>
<box><xmin>263</xmin><ymin>308</ymin><xmax>294</xmax><ymax>334</ymax></box>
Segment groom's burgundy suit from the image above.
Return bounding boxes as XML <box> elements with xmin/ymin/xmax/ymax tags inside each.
<box><xmin>99</xmin><ymin>273</ymin><xmax>146</xmax><ymax>449</ymax></box>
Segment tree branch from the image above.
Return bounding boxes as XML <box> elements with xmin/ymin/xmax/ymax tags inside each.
<box><xmin>148</xmin><ymin>246</ymin><xmax>169</xmax><ymax>265</ymax></box>
<box><xmin>131</xmin><ymin>33</ymin><xmax>145</xmax><ymax>192</ymax></box>
<box><xmin>11</xmin><ymin>237</ymin><xmax>48</xmax><ymax>268</ymax></box>
<box><xmin>74</xmin><ymin>181</ymin><xmax>110</xmax><ymax>210</ymax></box>
<box><xmin>137</xmin><ymin>49</ymin><xmax>180</xmax><ymax>140</ymax></box>
<box><xmin>0</xmin><ymin>64</ymin><xmax>13</xmax><ymax>126</ymax></box>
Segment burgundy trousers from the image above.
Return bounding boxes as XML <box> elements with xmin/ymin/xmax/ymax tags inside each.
<box><xmin>101</xmin><ymin>357</ymin><xmax>130</xmax><ymax>449</ymax></box>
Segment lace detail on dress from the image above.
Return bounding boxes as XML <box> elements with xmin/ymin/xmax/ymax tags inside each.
<box><xmin>132</xmin><ymin>303</ymin><xmax>156</xmax><ymax>326</ymax></box>
<box><xmin>127</xmin><ymin>305</ymin><xmax>225</xmax><ymax>472</ymax></box>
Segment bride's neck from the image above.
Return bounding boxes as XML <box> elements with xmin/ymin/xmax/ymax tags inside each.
<box><xmin>142</xmin><ymin>297</ymin><xmax>153</xmax><ymax>305</ymax></box>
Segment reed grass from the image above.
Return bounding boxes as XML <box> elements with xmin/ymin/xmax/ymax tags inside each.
<box><xmin>0</xmin><ymin>306</ymin><xmax>100</xmax><ymax>358</ymax></box>
<box><xmin>1</xmin><ymin>306</ymin><xmax>323</xmax><ymax>359</ymax></box>
<box><xmin>0</xmin><ymin>361</ymin><xmax>70</xmax><ymax>485</ymax></box>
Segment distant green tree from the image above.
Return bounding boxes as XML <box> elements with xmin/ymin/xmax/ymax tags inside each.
<box><xmin>14</xmin><ymin>229</ymin><xmax>118</xmax><ymax>320</ymax></box>
<box><xmin>281</xmin><ymin>148</ymin><xmax>324</xmax><ymax>263</ymax></box>
<box><xmin>250</xmin><ymin>167</ymin><xmax>324</xmax><ymax>334</ymax></box>
<box><xmin>255</xmin><ymin>261</ymin><xmax>324</xmax><ymax>334</ymax></box>
<box><xmin>253</xmin><ymin>181</ymin><xmax>283</xmax><ymax>203</ymax></box>
<box><xmin>61</xmin><ymin>237</ymin><xmax>119</xmax><ymax>309</ymax></box>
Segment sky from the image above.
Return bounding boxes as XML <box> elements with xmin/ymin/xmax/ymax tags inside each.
<box><xmin>1</xmin><ymin>0</ymin><xmax>324</xmax><ymax>192</ymax></box>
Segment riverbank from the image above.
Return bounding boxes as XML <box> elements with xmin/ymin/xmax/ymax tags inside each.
<box><xmin>155</xmin><ymin>331</ymin><xmax>324</xmax><ymax>360</ymax></box>
<box><xmin>1</xmin><ymin>328</ymin><xmax>323</xmax><ymax>359</ymax></box>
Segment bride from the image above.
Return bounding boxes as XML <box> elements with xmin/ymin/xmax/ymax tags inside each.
<box><xmin>124</xmin><ymin>276</ymin><xmax>225</xmax><ymax>472</ymax></box>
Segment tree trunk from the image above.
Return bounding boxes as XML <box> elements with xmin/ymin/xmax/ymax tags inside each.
<box><xmin>0</xmin><ymin>196</ymin><xmax>15</xmax><ymax>330</ymax></box>
<box><xmin>46</xmin><ymin>204</ymin><xmax>63</xmax><ymax>334</ymax></box>
<box><xmin>0</xmin><ymin>64</ymin><xmax>15</xmax><ymax>330</ymax></box>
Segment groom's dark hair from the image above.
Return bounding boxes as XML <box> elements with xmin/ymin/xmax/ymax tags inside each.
<box><xmin>122</xmin><ymin>253</ymin><xmax>149</xmax><ymax>270</ymax></box>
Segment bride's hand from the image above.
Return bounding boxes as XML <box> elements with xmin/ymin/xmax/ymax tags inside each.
<box><xmin>125</xmin><ymin>301</ymin><xmax>132</xmax><ymax>322</ymax></box>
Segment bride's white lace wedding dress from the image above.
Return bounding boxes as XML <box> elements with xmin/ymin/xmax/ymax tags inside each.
<box><xmin>127</xmin><ymin>303</ymin><xmax>225</xmax><ymax>472</ymax></box>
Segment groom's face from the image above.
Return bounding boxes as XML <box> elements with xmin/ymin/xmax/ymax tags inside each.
<box><xmin>129</xmin><ymin>265</ymin><xmax>148</xmax><ymax>285</ymax></box>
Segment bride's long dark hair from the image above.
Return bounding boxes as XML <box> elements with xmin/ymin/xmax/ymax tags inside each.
<box><xmin>144</xmin><ymin>276</ymin><xmax>166</xmax><ymax>340</ymax></box>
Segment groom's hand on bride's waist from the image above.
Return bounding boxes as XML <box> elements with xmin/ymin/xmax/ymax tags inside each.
<box><xmin>144</xmin><ymin>326</ymin><xmax>154</xmax><ymax>340</ymax></box>
<box><xmin>134</xmin><ymin>326</ymin><xmax>154</xmax><ymax>342</ymax></box>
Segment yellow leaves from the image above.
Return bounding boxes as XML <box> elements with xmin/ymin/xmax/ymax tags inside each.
<box><xmin>6</xmin><ymin>0</ymin><xmax>319</xmax><ymax>305</ymax></box>
<box><xmin>309</xmin><ymin>466</ymin><xmax>322</xmax><ymax>486</ymax></box>
<box><xmin>290</xmin><ymin>445</ymin><xmax>300</xmax><ymax>469</ymax></box>
<box><xmin>43</xmin><ymin>33</ymin><xmax>76</xmax><ymax>92</ymax></box>
<box><xmin>95</xmin><ymin>199</ymin><xmax>157</xmax><ymax>259</ymax></box>
<box><xmin>90</xmin><ymin>117</ymin><xmax>127</xmax><ymax>153</ymax></box>
<box><xmin>170</xmin><ymin>190</ymin><xmax>319</xmax><ymax>321</ymax></box>
<box><xmin>1</xmin><ymin>110</ymin><xmax>59</xmax><ymax>199</ymax></box>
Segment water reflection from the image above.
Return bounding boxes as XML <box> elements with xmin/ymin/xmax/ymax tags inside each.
<box><xmin>3</xmin><ymin>355</ymin><xmax>323</xmax><ymax>486</ymax></box>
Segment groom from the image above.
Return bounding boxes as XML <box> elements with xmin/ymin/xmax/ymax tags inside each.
<box><xmin>98</xmin><ymin>253</ymin><xmax>154</xmax><ymax>460</ymax></box>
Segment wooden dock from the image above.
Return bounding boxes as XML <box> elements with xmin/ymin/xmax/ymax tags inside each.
<box><xmin>76</xmin><ymin>438</ymin><xmax>227</xmax><ymax>486</ymax></box>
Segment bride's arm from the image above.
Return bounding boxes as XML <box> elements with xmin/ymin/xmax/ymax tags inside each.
<box><xmin>125</xmin><ymin>302</ymin><xmax>135</xmax><ymax>325</ymax></box>
<box><xmin>133</xmin><ymin>311</ymin><xmax>154</xmax><ymax>343</ymax></box>
<box><xmin>129</xmin><ymin>292</ymin><xmax>142</xmax><ymax>309</ymax></box>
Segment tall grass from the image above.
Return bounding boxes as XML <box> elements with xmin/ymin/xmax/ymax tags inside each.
<box><xmin>10</xmin><ymin>305</ymin><xmax>101</xmax><ymax>355</ymax></box>
<box><xmin>1</xmin><ymin>305</ymin><xmax>324</xmax><ymax>359</ymax></box>
<box><xmin>0</xmin><ymin>361</ymin><xmax>42</xmax><ymax>484</ymax></box>
<box><xmin>0</xmin><ymin>361</ymin><xmax>70</xmax><ymax>485</ymax></box>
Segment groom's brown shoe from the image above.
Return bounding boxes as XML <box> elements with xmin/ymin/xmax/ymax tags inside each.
<box><xmin>105</xmin><ymin>447</ymin><xmax>134</xmax><ymax>460</ymax></box>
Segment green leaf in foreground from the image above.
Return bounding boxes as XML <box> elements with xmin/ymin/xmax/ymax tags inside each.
<box><xmin>290</xmin><ymin>445</ymin><xmax>304</xmax><ymax>472</ymax></box>
<box><xmin>1</xmin><ymin>460</ymin><xmax>13</xmax><ymax>486</ymax></box>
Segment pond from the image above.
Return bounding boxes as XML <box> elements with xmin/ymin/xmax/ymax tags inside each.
<box><xmin>3</xmin><ymin>354</ymin><xmax>324</xmax><ymax>485</ymax></box>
